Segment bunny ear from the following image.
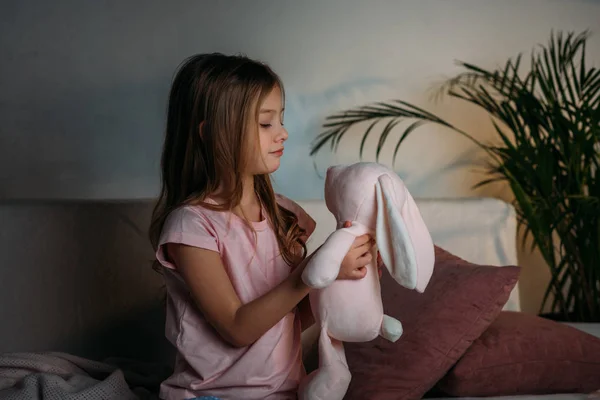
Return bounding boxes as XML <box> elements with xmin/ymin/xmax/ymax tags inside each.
<box><xmin>375</xmin><ymin>174</ymin><xmax>419</xmax><ymax>290</ymax></box>
<box><xmin>301</xmin><ymin>227</ymin><xmax>358</xmax><ymax>289</ymax></box>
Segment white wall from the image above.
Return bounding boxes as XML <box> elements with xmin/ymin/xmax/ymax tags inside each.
<box><xmin>1</xmin><ymin>0</ymin><xmax>599</xmax><ymax>313</ymax></box>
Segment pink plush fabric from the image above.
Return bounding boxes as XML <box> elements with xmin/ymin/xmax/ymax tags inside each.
<box><xmin>298</xmin><ymin>162</ymin><xmax>436</xmax><ymax>400</ymax></box>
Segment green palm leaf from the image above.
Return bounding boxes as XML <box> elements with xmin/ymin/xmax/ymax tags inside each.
<box><xmin>310</xmin><ymin>30</ymin><xmax>600</xmax><ymax>322</ymax></box>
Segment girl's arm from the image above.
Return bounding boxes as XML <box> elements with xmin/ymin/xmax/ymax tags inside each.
<box><xmin>297</xmin><ymin>296</ymin><xmax>314</xmax><ymax>331</ymax></box>
<box><xmin>168</xmin><ymin>233</ymin><xmax>372</xmax><ymax>348</ymax></box>
<box><xmin>170</xmin><ymin>244</ymin><xmax>310</xmax><ymax>348</ymax></box>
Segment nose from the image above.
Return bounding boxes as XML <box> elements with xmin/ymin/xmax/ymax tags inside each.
<box><xmin>277</xmin><ymin>125</ymin><xmax>288</xmax><ymax>142</ymax></box>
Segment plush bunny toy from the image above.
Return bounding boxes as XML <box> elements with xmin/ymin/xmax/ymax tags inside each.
<box><xmin>297</xmin><ymin>162</ymin><xmax>436</xmax><ymax>400</ymax></box>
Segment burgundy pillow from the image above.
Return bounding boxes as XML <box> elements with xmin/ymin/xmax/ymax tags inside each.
<box><xmin>436</xmin><ymin>311</ymin><xmax>600</xmax><ymax>396</ymax></box>
<box><xmin>343</xmin><ymin>246</ymin><xmax>520</xmax><ymax>400</ymax></box>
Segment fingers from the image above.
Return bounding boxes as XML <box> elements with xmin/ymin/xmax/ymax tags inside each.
<box><xmin>339</xmin><ymin>250</ymin><xmax>373</xmax><ymax>280</ymax></box>
<box><xmin>356</xmin><ymin>251</ymin><xmax>373</xmax><ymax>266</ymax></box>
<box><xmin>352</xmin><ymin>234</ymin><xmax>372</xmax><ymax>249</ymax></box>
<box><xmin>348</xmin><ymin>234</ymin><xmax>375</xmax><ymax>268</ymax></box>
<box><xmin>350</xmin><ymin>266</ymin><xmax>367</xmax><ymax>279</ymax></box>
<box><xmin>351</xmin><ymin>240</ymin><xmax>375</xmax><ymax>260</ymax></box>
<box><xmin>340</xmin><ymin>253</ymin><xmax>372</xmax><ymax>280</ymax></box>
<box><xmin>347</xmin><ymin>250</ymin><xmax>373</xmax><ymax>280</ymax></box>
<box><xmin>342</xmin><ymin>222</ymin><xmax>373</xmax><ymax>250</ymax></box>
<box><xmin>339</xmin><ymin>221</ymin><xmax>375</xmax><ymax>281</ymax></box>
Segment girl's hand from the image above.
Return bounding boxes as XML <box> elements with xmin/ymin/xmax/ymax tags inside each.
<box><xmin>337</xmin><ymin>221</ymin><xmax>374</xmax><ymax>280</ymax></box>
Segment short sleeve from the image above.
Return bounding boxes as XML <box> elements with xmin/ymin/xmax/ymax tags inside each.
<box><xmin>275</xmin><ymin>194</ymin><xmax>317</xmax><ymax>241</ymax></box>
<box><xmin>156</xmin><ymin>206</ymin><xmax>219</xmax><ymax>270</ymax></box>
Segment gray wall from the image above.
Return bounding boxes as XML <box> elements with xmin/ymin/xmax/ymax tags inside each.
<box><xmin>2</xmin><ymin>0</ymin><xmax>599</xmax><ymax>201</ymax></box>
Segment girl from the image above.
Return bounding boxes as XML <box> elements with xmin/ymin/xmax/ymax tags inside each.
<box><xmin>149</xmin><ymin>53</ymin><xmax>374</xmax><ymax>400</ymax></box>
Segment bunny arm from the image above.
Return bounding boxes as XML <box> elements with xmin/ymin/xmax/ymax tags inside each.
<box><xmin>301</xmin><ymin>226</ymin><xmax>362</xmax><ymax>289</ymax></box>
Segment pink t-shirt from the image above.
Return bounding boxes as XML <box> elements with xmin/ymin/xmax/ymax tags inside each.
<box><xmin>155</xmin><ymin>194</ymin><xmax>316</xmax><ymax>400</ymax></box>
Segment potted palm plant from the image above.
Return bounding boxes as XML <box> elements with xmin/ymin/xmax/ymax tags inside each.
<box><xmin>310</xmin><ymin>30</ymin><xmax>600</xmax><ymax>323</ymax></box>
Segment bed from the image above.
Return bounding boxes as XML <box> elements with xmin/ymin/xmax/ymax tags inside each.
<box><xmin>0</xmin><ymin>197</ymin><xmax>598</xmax><ymax>399</ymax></box>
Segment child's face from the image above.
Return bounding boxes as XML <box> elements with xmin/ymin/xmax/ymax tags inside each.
<box><xmin>249</xmin><ymin>85</ymin><xmax>288</xmax><ymax>175</ymax></box>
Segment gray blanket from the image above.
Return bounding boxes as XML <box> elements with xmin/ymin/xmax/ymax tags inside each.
<box><xmin>0</xmin><ymin>352</ymin><xmax>170</xmax><ymax>400</ymax></box>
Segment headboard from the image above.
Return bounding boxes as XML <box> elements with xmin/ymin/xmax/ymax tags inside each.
<box><xmin>0</xmin><ymin>197</ymin><xmax>519</xmax><ymax>364</ymax></box>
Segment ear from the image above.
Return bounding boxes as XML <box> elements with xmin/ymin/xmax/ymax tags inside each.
<box><xmin>301</xmin><ymin>227</ymin><xmax>357</xmax><ymax>289</ymax></box>
<box><xmin>375</xmin><ymin>174</ymin><xmax>419</xmax><ymax>290</ymax></box>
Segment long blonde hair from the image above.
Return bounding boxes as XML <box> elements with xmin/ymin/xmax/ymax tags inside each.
<box><xmin>149</xmin><ymin>53</ymin><xmax>306</xmax><ymax>270</ymax></box>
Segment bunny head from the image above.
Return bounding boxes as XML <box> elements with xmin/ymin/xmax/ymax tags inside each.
<box><xmin>325</xmin><ymin>162</ymin><xmax>390</xmax><ymax>229</ymax></box>
<box><xmin>323</xmin><ymin>162</ymin><xmax>435</xmax><ymax>293</ymax></box>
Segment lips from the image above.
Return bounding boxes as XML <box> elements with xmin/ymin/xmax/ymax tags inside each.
<box><xmin>270</xmin><ymin>148</ymin><xmax>284</xmax><ymax>156</ymax></box>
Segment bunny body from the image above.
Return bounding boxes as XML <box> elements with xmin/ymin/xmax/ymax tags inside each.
<box><xmin>308</xmin><ymin>234</ymin><xmax>383</xmax><ymax>342</ymax></box>
<box><xmin>298</xmin><ymin>162</ymin><xmax>435</xmax><ymax>400</ymax></box>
